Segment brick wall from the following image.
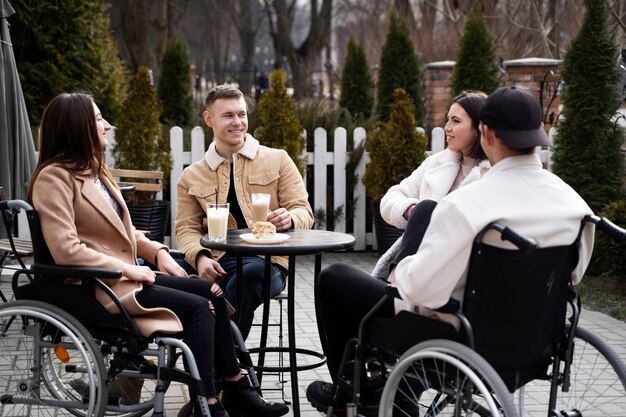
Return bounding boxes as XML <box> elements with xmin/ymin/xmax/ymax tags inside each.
<box><xmin>422</xmin><ymin>57</ymin><xmax>562</xmax><ymax>132</ymax></box>
<box><xmin>503</xmin><ymin>58</ymin><xmax>562</xmax><ymax>130</ymax></box>
<box><xmin>423</xmin><ymin>61</ymin><xmax>455</xmax><ymax>135</ymax></box>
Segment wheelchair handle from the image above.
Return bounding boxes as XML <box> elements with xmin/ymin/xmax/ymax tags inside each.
<box><xmin>585</xmin><ymin>214</ymin><xmax>626</xmax><ymax>244</ymax></box>
<box><xmin>0</xmin><ymin>199</ymin><xmax>33</xmax><ymax>212</ymax></box>
<box><xmin>480</xmin><ymin>223</ymin><xmax>537</xmax><ymax>255</ymax></box>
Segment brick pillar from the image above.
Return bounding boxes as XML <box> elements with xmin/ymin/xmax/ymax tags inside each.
<box><xmin>503</xmin><ymin>58</ymin><xmax>562</xmax><ymax>130</ymax></box>
<box><xmin>423</xmin><ymin>61</ymin><xmax>455</xmax><ymax>136</ymax></box>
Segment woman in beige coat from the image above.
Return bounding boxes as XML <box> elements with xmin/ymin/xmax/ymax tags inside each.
<box><xmin>28</xmin><ymin>93</ymin><xmax>288</xmax><ymax>417</ymax></box>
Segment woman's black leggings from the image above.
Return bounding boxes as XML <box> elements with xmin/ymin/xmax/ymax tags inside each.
<box><xmin>135</xmin><ymin>275</ymin><xmax>240</xmax><ymax>397</ymax></box>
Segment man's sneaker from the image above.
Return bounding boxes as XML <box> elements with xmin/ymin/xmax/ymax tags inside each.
<box><xmin>306</xmin><ymin>380</ymin><xmax>348</xmax><ymax>414</ymax></box>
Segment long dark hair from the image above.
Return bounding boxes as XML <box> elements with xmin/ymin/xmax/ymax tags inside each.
<box><xmin>451</xmin><ymin>91</ymin><xmax>488</xmax><ymax>160</ymax></box>
<box><xmin>28</xmin><ymin>93</ymin><xmax>113</xmax><ymax>202</ymax></box>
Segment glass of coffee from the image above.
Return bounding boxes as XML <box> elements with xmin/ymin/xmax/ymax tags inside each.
<box><xmin>251</xmin><ymin>193</ymin><xmax>271</xmax><ymax>224</ymax></box>
<box><xmin>207</xmin><ymin>202</ymin><xmax>229</xmax><ymax>242</ymax></box>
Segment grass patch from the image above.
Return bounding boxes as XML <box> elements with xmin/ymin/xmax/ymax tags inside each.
<box><xmin>578</xmin><ymin>273</ymin><xmax>626</xmax><ymax>322</ymax></box>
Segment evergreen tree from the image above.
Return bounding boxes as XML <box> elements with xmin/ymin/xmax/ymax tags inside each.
<box><xmin>256</xmin><ymin>70</ymin><xmax>306</xmax><ymax>175</ymax></box>
<box><xmin>552</xmin><ymin>0</ymin><xmax>624</xmax><ymax>212</ymax></box>
<box><xmin>451</xmin><ymin>3</ymin><xmax>501</xmax><ymax>96</ymax></box>
<box><xmin>11</xmin><ymin>0</ymin><xmax>127</xmax><ymax>125</ymax></box>
<box><xmin>113</xmin><ymin>67</ymin><xmax>172</xmax><ymax>204</ymax></box>
<box><xmin>364</xmin><ymin>88</ymin><xmax>427</xmax><ymax>201</ymax></box>
<box><xmin>376</xmin><ymin>12</ymin><xmax>423</xmax><ymax>124</ymax></box>
<box><xmin>339</xmin><ymin>38</ymin><xmax>374</xmax><ymax>120</ymax></box>
<box><xmin>158</xmin><ymin>36</ymin><xmax>194</xmax><ymax>127</ymax></box>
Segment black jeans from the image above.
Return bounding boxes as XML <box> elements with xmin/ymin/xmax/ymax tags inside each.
<box><xmin>316</xmin><ymin>199</ymin><xmax>439</xmax><ymax>381</ymax></box>
<box><xmin>135</xmin><ymin>275</ymin><xmax>240</xmax><ymax>397</ymax></box>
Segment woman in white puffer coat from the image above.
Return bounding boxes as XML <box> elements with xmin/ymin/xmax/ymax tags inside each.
<box><xmin>373</xmin><ymin>91</ymin><xmax>491</xmax><ymax>279</ymax></box>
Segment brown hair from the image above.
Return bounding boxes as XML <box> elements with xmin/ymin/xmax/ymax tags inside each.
<box><xmin>204</xmin><ymin>84</ymin><xmax>244</xmax><ymax>111</ymax></box>
<box><xmin>27</xmin><ymin>93</ymin><xmax>115</xmax><ymax>202</ymax></box>
<box><xmin>451</xmin><ymin>91</ymin><xmax>488</xmax><ymax>160</ymax></box>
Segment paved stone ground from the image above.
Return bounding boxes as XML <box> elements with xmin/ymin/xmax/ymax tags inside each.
<box><xmin>2</xmin><ymin>251</ymin><xmax>626</xmax><ymax>417</ymax></box>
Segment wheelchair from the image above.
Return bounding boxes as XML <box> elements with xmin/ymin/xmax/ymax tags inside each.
<box><xmin>0</xmin><ymin>199</ymin><xmax>260</xmax><ymax>417</ymax></box>
<box><xmin>332</xmin><ymin>217</ymin><xmax>626</xmax><ymax>417</ymax></box>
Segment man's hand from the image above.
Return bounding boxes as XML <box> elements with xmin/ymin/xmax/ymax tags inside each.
<box><xmin>123</xmin><ymin>264</ymin><xmax>156</xmax><ymax>285</ymax></box>
<box><xmin>156</xmin><ymin>250</ymin><xmax>188</xmax><ymax>277</ymax></box>
<box><xmin>196</xmin><ymin>254</ymin><xmax>226</xmax><ymax>283</ymax></box>
<box><xmin>267</xmin><ymin>207</ymin><xmax>292</xmax><ymax>231</ymax></box>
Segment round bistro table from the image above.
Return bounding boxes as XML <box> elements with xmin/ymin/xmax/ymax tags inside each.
<box><xmin>201</xmin><ymin>228</ymin><xmax>355</xmax><ymax>417</ymax></box>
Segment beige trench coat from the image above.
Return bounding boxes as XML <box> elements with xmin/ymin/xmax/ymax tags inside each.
<box><xmin>31</xmin><ymin>164</ymin><xmax>183</xmax><ymax>337</ymax></box>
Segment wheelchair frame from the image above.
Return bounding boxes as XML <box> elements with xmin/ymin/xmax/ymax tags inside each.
<box><xmin>332</xmin><ymin>216</ymin><xmax>626</xmax><ymax>417</ymax></box>
<box><xmin>0</xmin><ymin>199</ymin><xmax>217</xmax><ymax>417</ymax></box>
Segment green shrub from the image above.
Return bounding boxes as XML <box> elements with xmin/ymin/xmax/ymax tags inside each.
<box><xmin>340</xmin><ymin>38</ymin><xmax>374</xmax><ymax>120</ymax></box>
<box><xmin>113</xmin><ymin>67</ymin><xmax>172</xmax><ymax>205</ymax></box>
<box><xmin>589</xmin><ymin>200</ymin><xmax>626</xmax><ymax>276</ymax></box>
<box><xmin>363</xmin><ymin>88</ymin><xmax>427</xmax><ymax>201</ymax></box>
<box><xmin>255</xmin><ymin>69</ymin><xmax>306</xmax><ymax>174</ymax></box>
<box><xmin>12</xmin><ymin>0</ymin><xmax>127</xmax><ymax>125</ymax></box>
<box><xmin>376</xmin><ymin>11</ymin><xmax>423</xmax><ymax>124</ymax></box>
<box><xmin>451</xmin><ymin>3</ymin><xmax>501</xmax><ymax>95</ymax></box>
<box><xmin>552</xmin><ymin>0</ymin><xmax>624</xmax><ymax>212</ymax></box>
<box><xmin>158</xmin><ymin>36</ymin><xmax>194</xmax><ymax>128</ymax></box>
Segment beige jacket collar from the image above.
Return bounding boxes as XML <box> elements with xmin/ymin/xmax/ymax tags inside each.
<box><xmin>204</xmin><ymin>134</ymin><xmax>260</xmax><ymax>170</ymax></box>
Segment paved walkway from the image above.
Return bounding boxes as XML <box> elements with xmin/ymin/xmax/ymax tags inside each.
<box><xmin>2</xmin><ymin>251</ymin><xmax>626</xmax><ymax>417</ymax></box>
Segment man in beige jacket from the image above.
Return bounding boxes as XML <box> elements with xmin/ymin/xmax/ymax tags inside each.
<box><xmin>176</xmin><ymin>84</ymin><xmax>314</xmax><ymax>339</ymax></box>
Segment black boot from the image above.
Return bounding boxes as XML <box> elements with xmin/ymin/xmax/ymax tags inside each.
<box><xmin>222</xmin><ymin>377</ymin><xmax>289</xmax><ymax>417</ymax></box>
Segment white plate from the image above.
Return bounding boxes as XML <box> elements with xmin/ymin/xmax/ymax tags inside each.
<box><xmin>240</xmin><ymin>233</ymin><xmax>290</xmax><ymax>244</ymax></box>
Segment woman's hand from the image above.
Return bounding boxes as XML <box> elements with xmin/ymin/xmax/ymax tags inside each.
<box><xmin>123</xmin><ymin>264</ymin><xmax>156</xmax><ymax>285</ymax></box>
<box><xmin>156</xmin><ymin>250</ymin><xmax>188</xmax><ymax>277</ymax></box>
<box><xmin>404</xmin><ymin>204</ymin><xmax>416</xmax><ymax>220</ymax></box>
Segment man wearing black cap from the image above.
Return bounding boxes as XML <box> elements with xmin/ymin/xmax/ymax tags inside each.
<box><xmin>306</xmin><ymin>87</ymin><xmax>595</xmax><ymax>415</ymax></box>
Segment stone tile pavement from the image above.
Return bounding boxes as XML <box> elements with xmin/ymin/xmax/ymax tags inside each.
<box><xmin>2</xmin><ymin>251</ymin><xmax>626</xmax><ymax>417</ymax></box>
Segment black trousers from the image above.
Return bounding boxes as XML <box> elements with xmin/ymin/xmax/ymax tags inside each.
<box><xmin>316</xmin><ymin>199</ymin><xmax>440</xmax><ymax>381</ymax></box>
<box><xmin>135</xmin><ymin>275</ymin><xmax>240</xmax><ymax>397</ymax></box>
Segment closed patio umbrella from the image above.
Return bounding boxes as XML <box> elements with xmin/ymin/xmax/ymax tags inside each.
<box><xmin>0</xmin><ymin>0</ymin><xmax>37</xmax><ymax>208</ymax></box>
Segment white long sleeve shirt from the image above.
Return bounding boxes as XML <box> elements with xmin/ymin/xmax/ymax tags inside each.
<box><xmin>395</xmin><ymin>154</ymin><xmax>595</xmax><ymax>314</ymax></box>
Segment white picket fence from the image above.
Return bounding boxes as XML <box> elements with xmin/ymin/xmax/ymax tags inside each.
<box><xmin>104</xmin><ymin>126</ymin><xmax>555</xmax><ymax>250</ymax></box>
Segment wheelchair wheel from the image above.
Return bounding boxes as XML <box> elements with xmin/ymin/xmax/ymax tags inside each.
<box><xmin>100</xmin><ymin>344</ymin><xmax>178</xmax><ymax>417</ymax></box>
<box><xmin>379</xmin><ymin>339</ymin><xmax>518</xmax><ymax>417</ymax></box>
<box><xmin>517</xmin><ymin>325</ymin><xmax>626</xmax><ymax>417</ymax></box>
<box><xmin>0</xmin><ymin>300</ymin><xmax>107</xmax><ymax>417</ymax></box>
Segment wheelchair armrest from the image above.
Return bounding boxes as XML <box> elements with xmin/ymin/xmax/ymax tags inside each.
<box><xmin>433</xmin><ymin>299</ymin><xmax>461</xmax><ymax>315</ymax></box>
<box><xmin>169</xmin><ymin>249</ymin><xmax>185</xmax><ymax>259</ymax></box>
<box><xmin>385</xmin><ymin>286</ymin><xmax>461</xmax><ymax>314</ymax></box>
<box><xmin>30</xmin><ymin>263</ymin><xmax>123</xmax><ymax>280</ymax></box>
<box><xmin>384</xmin><ymin>285</ymin><xmax>401</xmax><ymax>298</ymax></box>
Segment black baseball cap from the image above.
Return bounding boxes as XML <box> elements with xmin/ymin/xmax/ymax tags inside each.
<box><xmin>479</xmin><ymin>86</ymin><xmax>552</xmax><ymax>149</ymax></box>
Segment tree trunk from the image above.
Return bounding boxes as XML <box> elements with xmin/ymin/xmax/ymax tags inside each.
<box><xmin>265</xmin><ymin>0</ymin><xmax>332</xmax><ymax>98</ymax></box>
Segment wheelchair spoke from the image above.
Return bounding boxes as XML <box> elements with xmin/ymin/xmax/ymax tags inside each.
<box><xmin>516</xmin><ymin>326</ymin><xmax>626</xmax><ymax>417</ymax></box>
<box><xmin>0</xmin><ymin>301</ymin><xmax>107</xmax><ymax>417</ymax></box>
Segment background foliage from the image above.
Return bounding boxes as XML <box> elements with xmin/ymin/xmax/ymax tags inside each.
<box><xmin>364</xmin><ymin>88</ymin><xmax>427</xmax><ymax>201</ymax></box>
<box><xmin>158</xmin><ymin>36</ymin><xmax>194</xmax><ymax>128</ymax></box>
<box><xmin>552</xmin><ymin>0</ymin><xmax>624</xmax><ymax>213</ymax></box>
<box><xmin>451</xmin><ymin>3</ymin><xmax>501</xmax><ymax>96</ymax></box>
<box><xmin>112</xmin><ymin>67</ymin><xmax>172</xmax><ymax>204</ymax></box>
<box><xmin>255</xmin><ymin>69</ymin><xmax>306</xmax><ymax>174</ymax></box>
<box><xmin>11</xmin><ymin>0</ymin><xmax>127</xmax><ymax>125</ymax></box>
<box><xmin>339</xmin><ymin>38</ymin><xmax>374</xmax><ymax>120</ymax></box>
<box><xmin>375</xmin><ymin>11</ymin><xmax>423</xmax><ymax>124</ymax></box>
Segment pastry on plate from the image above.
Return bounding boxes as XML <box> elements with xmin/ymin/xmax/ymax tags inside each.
<box><xmin>252</xmin><ymin>221</ymin><xmax>276</xmax><ymax>239</ymax></box>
